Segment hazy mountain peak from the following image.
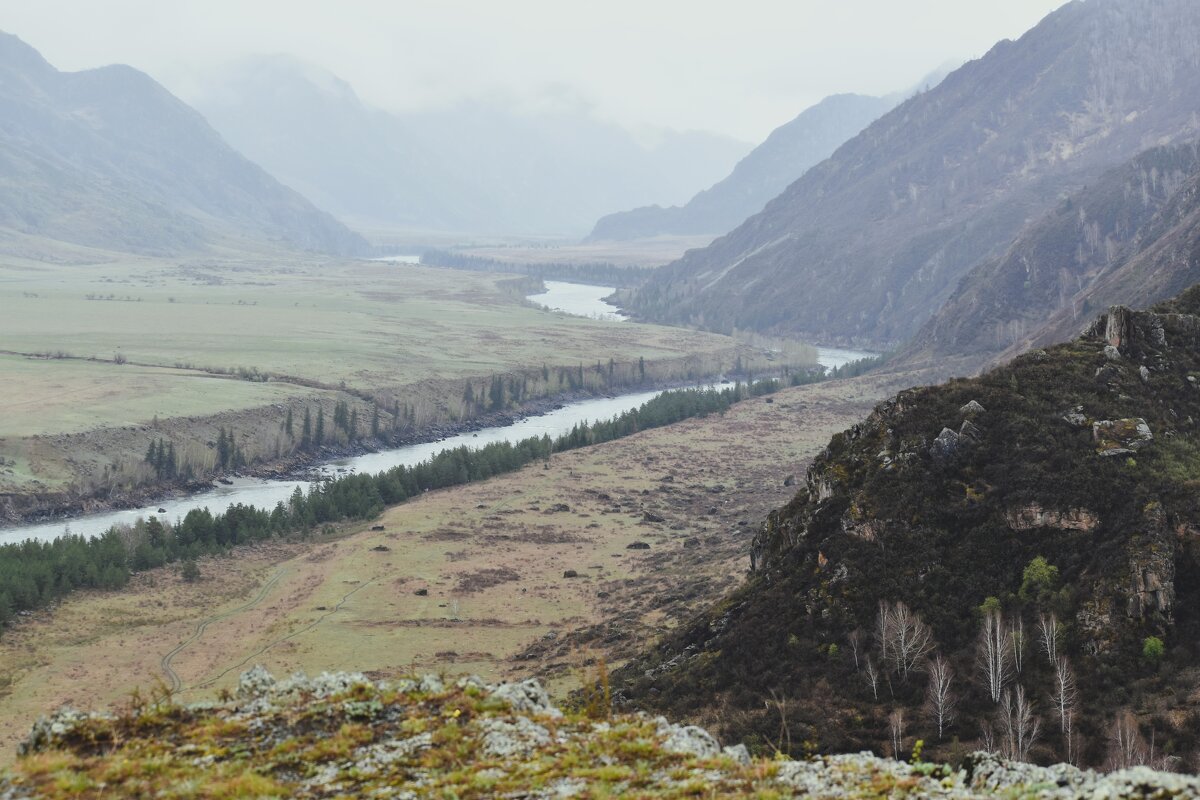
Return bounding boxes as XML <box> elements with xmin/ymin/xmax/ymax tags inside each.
<box><xmin>0</xmin><ymin>32</ymin><xmax>367</xmax><ymax>256</ymax></box>
<box><xmin>188</xmin><ymin>54</ymin><xmax>750</xmax><ymax>235</ymax></box>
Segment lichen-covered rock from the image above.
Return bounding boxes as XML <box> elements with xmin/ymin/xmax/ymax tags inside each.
<box><xmin>656</xmin><ymin>718</ymin><xmax>721</xmax><ymax>758</ymax></box>
<box><xmin>491</xmin><ymin>678</ymin><xmax>563</xmax><ymax>718</ymax></box>
<box><xmin>477</xmin><ymin>715</ymin><xmax>552</xmax><ymax>758</ymax></box>
<box><xmin>1093</xmin><ymin>417</ymin><xmax>1152</xmax><ymax>456</ymax></box>
<box><xmin>6</xmin><ymin>669</ymin><xmax>1197</xmax><ymax>799</ymax></box>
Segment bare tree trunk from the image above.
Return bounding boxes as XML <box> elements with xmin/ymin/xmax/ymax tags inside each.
<box><xmin>879</xmin><ymin>600</ymin><xmax>934</xmax><ymax>681</ymax></box>
<box><xmin>1009</xmin><ymin>618</ymin><xmax>1025</xmax><ymax>676</ymax></box>
<box><xmin>863</xmin><ymin>657</ymin><xmax>880</xmax><ymax>700</ymax></box>
<box><xmin>848</xmin><ymin>628</ymin><xmax>863</xmax><ymax>670</ymax></box>
<box><xmin>924</xmin><ymin>654</ymin><xmax>957</xmax><ymax>739</ymax></box>
<box><xmin>977</xmin><ymin>610</ymin><xmax>1012</xmax><ymax>703</ymax></box>
<box><xmin>1106</xmin><ymin>710</ymin><xmax>1149</xmax><ymax>771</ymax></box>
<box><xmin>888</xmin><ymin>708</ymin><xmax>905</xmax><ymax>759</ymax></box>
<box><xmin>1050</xmin><ymin>656</ymin><xmax>1078</xmax><ymax>763</ymax></box>
<box><xmin>1038</xmin><ymin>613</ymin><xmax>1060</xmax><ymax>666</ymax></box>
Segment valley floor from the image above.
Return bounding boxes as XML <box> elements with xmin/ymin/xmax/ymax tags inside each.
<box><xmin>0</xmin><ymin>372</ymin><xmax>902</xmax><ymax>764</ymax></box>
<box><xmin>0</xmin><ymin>239</ymin><xmax>758</xmax><ymax>510</ymax></box>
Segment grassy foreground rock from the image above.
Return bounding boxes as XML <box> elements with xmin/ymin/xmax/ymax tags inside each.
<box><xmin>2</xmin><ymin>669</ymin><xmax>1195</xmax><ymax>799</ymax></box>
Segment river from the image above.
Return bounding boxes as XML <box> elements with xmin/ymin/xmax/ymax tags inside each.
<box><xmin>0</xmin><ymin>281</ymin><xmax>874</xmax><ymax>545</ymax></box>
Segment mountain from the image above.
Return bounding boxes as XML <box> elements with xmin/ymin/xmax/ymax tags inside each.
<box><xmin>7</xmin><ymin>668</ymin><xmax>1194</xmax><ymax>798</ymax></box>
<box><xmin>187</xmin><ymin>55</ymin><xmax>751</xmax><ymax>236</ymax></box>
<box><xmin>0</xmin><ymin>33</ymin><xmax>367</xmax><ymax>256</ymax></box>
<box><xmin>589</xmin><ymin>93</ymin><xmax>894</xmax><ymax>240</ymax></box>
<box><xmin>899</xmin><ymin>141</ymin><xmax>1200</xmax><ymax>372</ymax></box>
<box><xmin>615</xmin><ymin>288</ymin><xmax>1200</xmax><ymax>766</ymax></box>
<box><xmin>622</xmin><ymin>0</ymin><xmax>1200</xmax><ymax>347</ymax></box>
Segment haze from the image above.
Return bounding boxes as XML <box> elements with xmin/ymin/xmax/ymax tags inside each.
<box><xmin>8</xmin><ymin>0</ymin><xmax>1065</xmax><ymax>141</ymax></box>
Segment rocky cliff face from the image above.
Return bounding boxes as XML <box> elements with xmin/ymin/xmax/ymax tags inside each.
<box><xmin>616</xmin><ymin>288</ymin><xmax>1200</xmax><ymax>765</ymax></box>
<box><xmin>4</xmin><ymin>667</ymin><xmax>1196</xmax><ymax>799</ymax></box>
<box><xmin>623</xmin><ymin>0</ymin><xmax>1200</xmax><ymax>347</ymax></box>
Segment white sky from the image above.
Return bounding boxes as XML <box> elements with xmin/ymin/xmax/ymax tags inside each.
<box><xmin>4</xmin><ymin>0</ymin><xmax>1070</xmax><ymax>142</ymax></box>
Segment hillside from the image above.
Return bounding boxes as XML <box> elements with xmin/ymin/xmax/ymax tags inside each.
<box><xmin>2</xmin><ymin>667</ymin><xmax>1195</xmax><ymax>799</ymax></box>
<box><xmin>589</xmin><ymin>93</ymin><xmax>893</xmax><ymax>241</ymax></box>
<box><xmin>615</xmin><ymin>288</ymin><xmax>1200</xmax><ymax>770</ymax></box>
<box><xmin>0</xmin><ymin>34</ymin><xmax>366</xmax><ymax>256</ymax></box>
<box><xmin>188</xmin><ymin>55</ymin><xmax>750</xmax><ymax>236</ymax></box>
<box><xmin>622</xmin><ymin>0</ymin><xmax>1200</xmax><ymax>347</ymax></box>
<box><xmin>900</xmin><ymin>141</ymin><xmax>1200</xmax><ymax>372</ymax></box>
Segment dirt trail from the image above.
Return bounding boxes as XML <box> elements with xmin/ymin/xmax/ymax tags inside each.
<box><xmin>159</xmin><ymin>568</ymin><xmax>288</xmax><ymax>693</ymax></box>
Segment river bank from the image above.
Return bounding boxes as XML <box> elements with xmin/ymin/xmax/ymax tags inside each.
<box><xmin>0</xmin><ymin>376</ymin><xmax>783</xmax><ymax>543</ymax></box>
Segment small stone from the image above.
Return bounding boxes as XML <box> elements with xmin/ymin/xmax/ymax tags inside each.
<box><xmin>960</xmin><ymin>400</ymin><xmax>986</xmax><ymax>415</ymax></box>
<box><xmin>723</xmin><ymin>744</ymin><xmax>751</xmax><ymax>765</ymax></box>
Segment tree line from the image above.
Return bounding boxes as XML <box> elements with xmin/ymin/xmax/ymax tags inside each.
<box><xmin>0</xmin><ymin>382</ymin><xmax>765</xmax><ymax>632</ymax></box>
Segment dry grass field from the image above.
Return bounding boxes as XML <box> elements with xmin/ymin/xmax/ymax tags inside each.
<box><xmin>0</xmin><ymin>373</ymin><xmax>899</xmax><ymax>763</ymax></box>
<box><xmin>0</xmin><ymin>239</ymin><xmax>771</xmax><ymax>499</ymax></box>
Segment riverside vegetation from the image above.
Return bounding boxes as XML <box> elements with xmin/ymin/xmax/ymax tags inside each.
<box><xmin>0</xmin><ymin>381</ymin><xmax>796</xmax><ymax>632</ymax></box>
<box><xmin>0</xmin><ymin>251</ymin><xmax>789</xmax><ymax>521</ymax></box>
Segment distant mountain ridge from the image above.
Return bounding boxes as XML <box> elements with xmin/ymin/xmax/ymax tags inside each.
<box><xmin>0</xmin><ymin>33</ymin><xmax>367</xmax><ymax>256</ymax></box>
<box><xmin>588</xmin><ymin>93</ymin><xmax>894</xmax><ymax>240</ymax></box>
<box><xmin>622</xmin><ymin>0</ymin><xmax>1200</xmax><ymax>348</ymax></box>
<box><xmin>188</xmin><ymin>55</ymin><xmax>751</xmax><ymax>236</ymax></box>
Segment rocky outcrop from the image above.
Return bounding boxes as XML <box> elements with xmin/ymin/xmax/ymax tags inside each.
<box><xmin>1093</xmin><ymin>418</ymin><xmax>1153</xmax><ymax>456</ymax></box>
<box><xmin>1005</xmin><ymin>504</ymin><xmax>1099</xmax><ymax>532</ymax></box>
<box><xmin>5</xmin><ymin>667</ymin><xmax>1197</xmax><ymax>800</ymax></box>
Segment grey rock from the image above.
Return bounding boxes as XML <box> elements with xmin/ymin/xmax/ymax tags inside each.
<box><xmin>723</xmin><ymin>744</ymin><xmax>751</xmax><ymax>765</ymax></box>
<box><xmin>478</xmin><ymin>715</ymin><xmax>551</xmax><ymax>758</ymax></box>
<box><xmin>929</xmin><ymin>427</ymin><xmax>962</xmax><ymax>461</ymax></box>
<box><xmin>1093</xmin><ymin>418</ymin><xmax>1153</xmax><ymax>456</ymax></box>
<box><xmin>418</xmin><ymin>674</ymin><xmax>445</xmax><ymax>694</ymax></box>
<box><xmin>959</xmin><ymin>400</ymin><xmax>986</xmax><ymax>415</ymax></box>
<box><xmin>236</xmin><ymin>665</ymin><xmax>277</xmax><ymax>698</ymax></box>
<box><xmin>491</xmin><ymin>679</ymin><xmax>562</xmax><ymax>718</ymax></box>
<box><xmin>1104</xmin><ymin>344</ymin><xmax>1122</xmax><ymax>361</ymax></box>
<box><xmin>1139</xmin><ymin>365</ymin><xmax>1151</xmax><ymax>383</ymax></box>
<box><xmin>656</xmin><ymin>718</ymin><xmax>721</xmax><ymax>758</ymax></box>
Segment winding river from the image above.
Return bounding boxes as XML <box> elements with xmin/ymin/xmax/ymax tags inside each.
<box><xmin>1</xmin><ymin>282</ymin><xmax>874</xmax><ymax>545</ymax></box>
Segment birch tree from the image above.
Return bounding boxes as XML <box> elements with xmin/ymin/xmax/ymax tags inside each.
<box><xmin>879</xmin><ymin>601</ymin><xmax>934</xmax><ymax>680</ymax></box>
<box><xmin>888</xmin><ymin>708</ymin><xmax>905</xmax><ymax>759</ymax></box>
<box><xmin>1106</xmin><ymin>711</ymin><xmax>1149</xmax><ymax>770</ymax></box>
<box><xmin>997</xmin><ymin>686</ymin><xmax>1040</xmax><ymax>762</ymax></box>
<box><xmin>848</xmin><ymin>628</ymin><xmax>864</xmax><ymax>669</ymax></box>
<box><xmin>924</xmin><ymin>654</ymin><xmax>957</xmax><ymax>739</ymax></box>
<box><xmin>863</xmin><ymin>657</ymin><xmax>880</xmax><ymax>700</ymax></box>
<box><xmin>1037</xmin><ymin>613</ymin><xmax>1061</xmax><ymax>666</ymax></box>
<box><xmin>1009</xmin><ymin>617</ymin><xmax>1025</xmax><ymax>676</ymax></box>
<box><xmin>977</xmin><ymin>609</ymin><xmax>1013</xmax><ymax>703</ymax></box>
<box><xmin>1050</xmin><ymin>657</ymin><xmax>1078</xmax><ymax>763</ymax></box>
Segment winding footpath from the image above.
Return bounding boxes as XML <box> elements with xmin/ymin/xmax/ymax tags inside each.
<box><xmin>159</xmin><ymin>568</ymin><xmax>288</xmax><ymax>693</ymax></box>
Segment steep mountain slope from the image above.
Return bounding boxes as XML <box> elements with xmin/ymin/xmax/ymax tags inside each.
<box><xmin>189</xmin><ymin>55</ymin><xmax>750</xmax><ymax>236</ymax></box>
<box><xmin>900</xmin><ymin>141</ymin><xmax>1200</xmax><ymax>371</ymax></box>
<box><xmin>616</xmin><ymin>291</ymin><xmax>1200</xmax><ymax>767</ymax></box>
<box><xmin>589</xmin><ymin>94</ymin><xmax>893</xmax><ymax>240</ymax></box>
<box><xmin>623</xmin><ymin>0</ymin><xmax>1200</xmax><ymax>346</ymax></box>
<box><xmin>0</xmin><ymin>34</ymin><xmax>367</xmax><ymax>255</ymax></box>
